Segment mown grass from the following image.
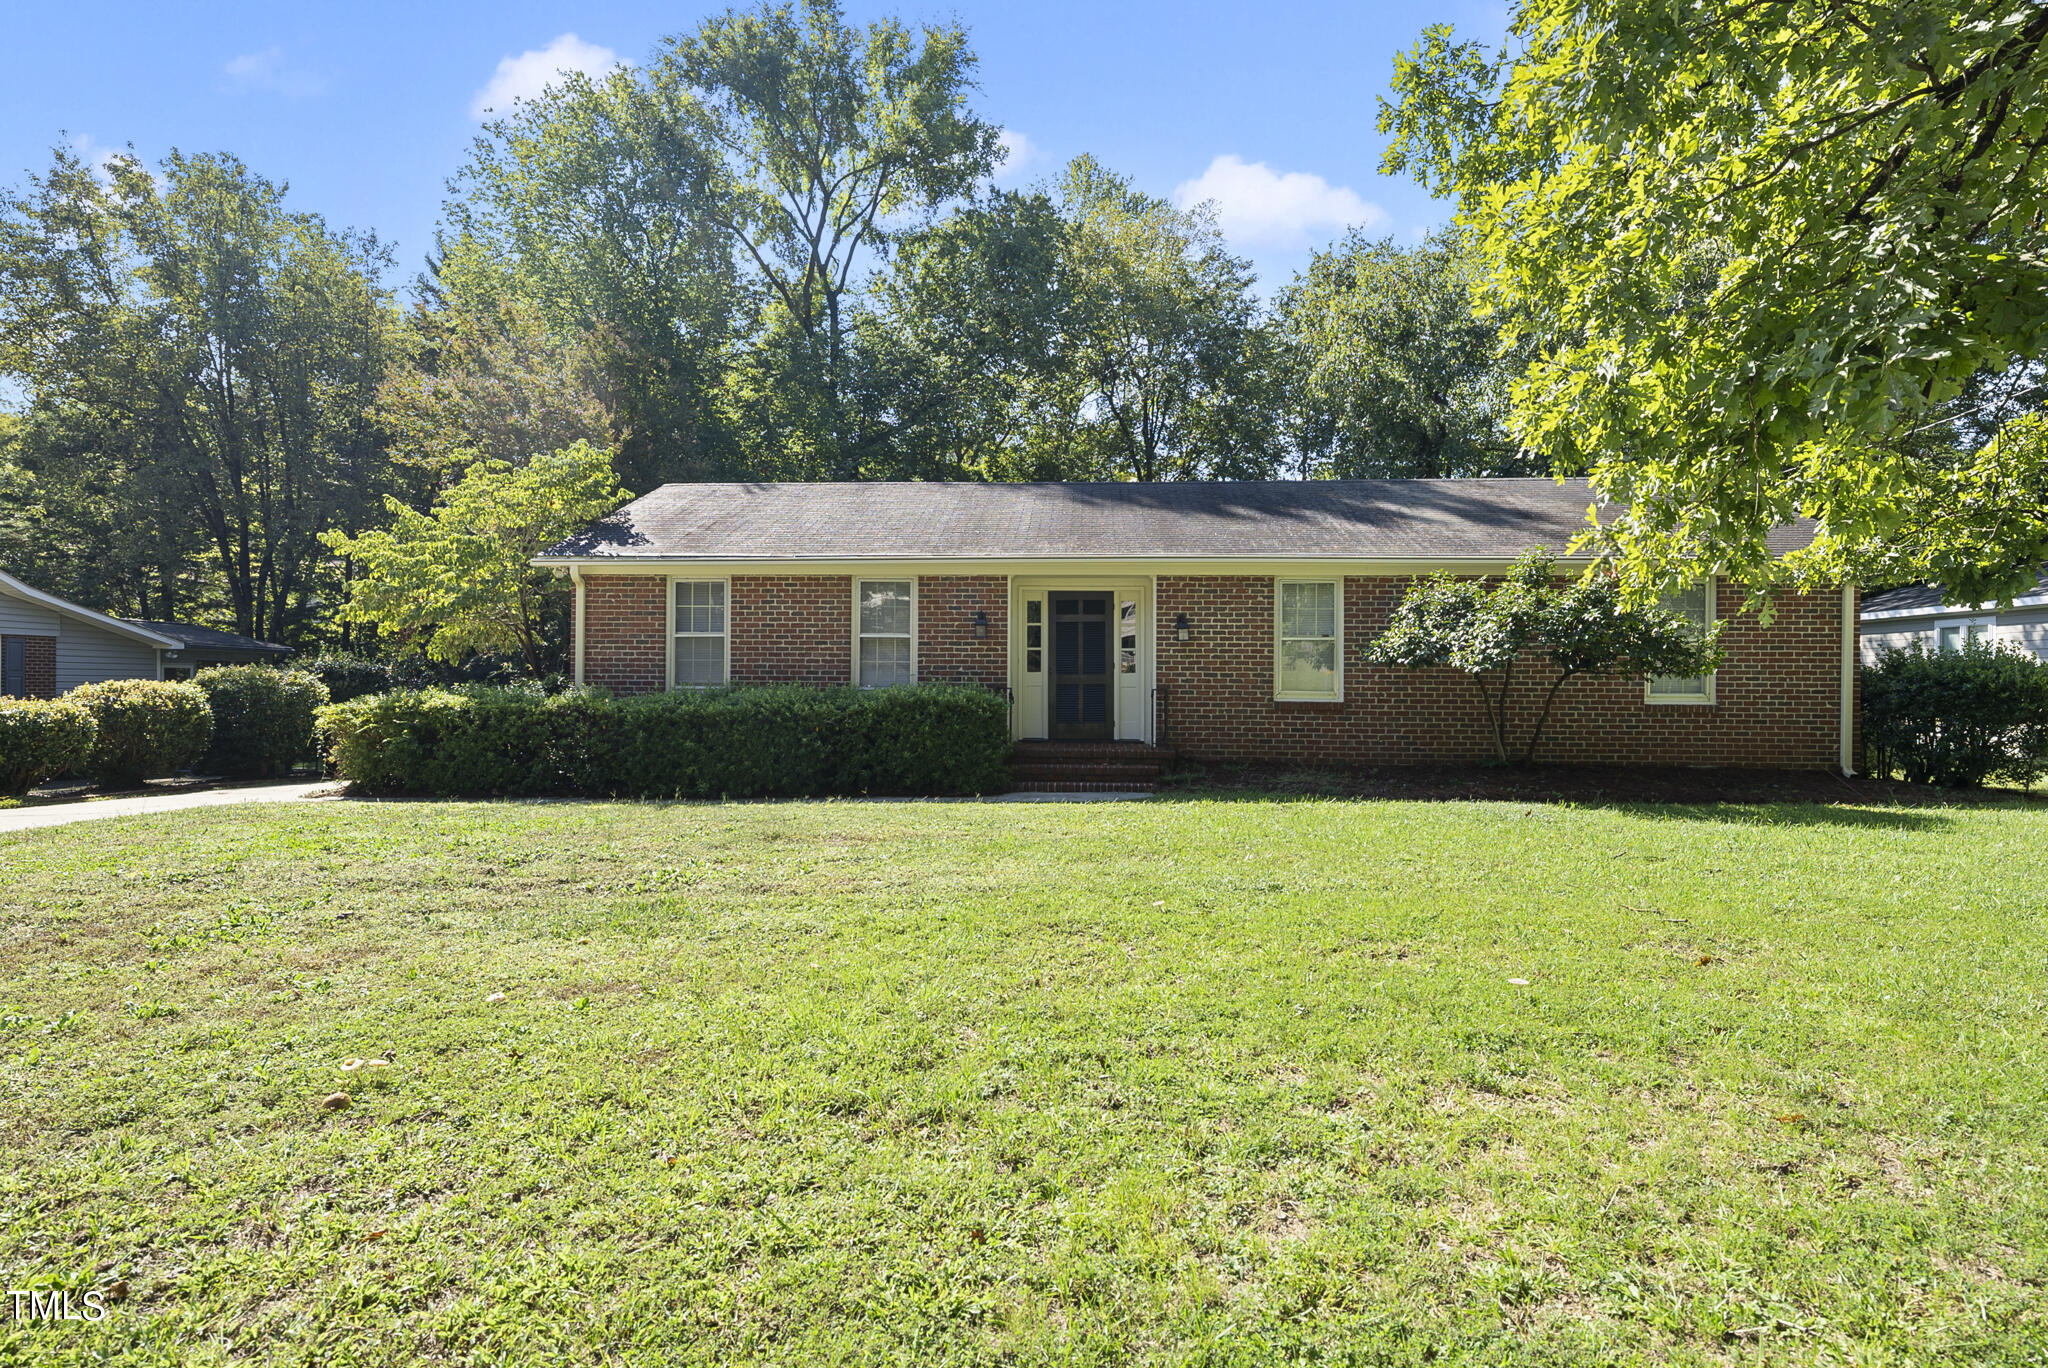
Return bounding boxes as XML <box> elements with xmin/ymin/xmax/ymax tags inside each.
<box><xmin>1</xmin><ymin>794</ymin><xmax>2044</xmax><ymax>1366</ymax></box>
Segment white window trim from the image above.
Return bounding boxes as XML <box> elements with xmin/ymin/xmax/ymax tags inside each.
<box><xmin>1935</xmin><ymin>615</ymin><xmax>1995</xmax><ymax>651</ymax></box>
<box><xmin>669</xmin><ymin>576</ymin><xmax>730</xmax><ymax>689</ymax></box>
<box><xmin>1645</xmin><ymin>577</ymin><xmax>1717</xmax><ymax>706</ymax></box>
<box><xmin>852</xmin><ymin>577</ymin><xmax>918</xmax><ymax>686</ymax></box>
<box><xmin>1273</xmin><ymin>577</ymin><xmax>1344</xmax><ymax>702</ymax></box>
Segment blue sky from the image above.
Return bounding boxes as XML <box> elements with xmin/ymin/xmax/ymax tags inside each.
<box><xmin>0</xmin><ymin>0</ymin><xmax>1507</xmax><ymax>298</ymax></box>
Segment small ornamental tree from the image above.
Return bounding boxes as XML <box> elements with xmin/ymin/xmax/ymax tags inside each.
<box><xmin>1364</xmin><ymin>550</ymin><xmax>1724</xmax><ymax>763</ymax></box>
<box><xmin>321</xmin><ymin>441</ymin><xmax>627</xmax><ymax>676</ymax></box>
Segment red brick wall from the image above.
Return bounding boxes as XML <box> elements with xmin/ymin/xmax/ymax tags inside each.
<box><xmin>9</xmin><ymin>635</ymin><xmax>57</xmax><ymax>698</ymax></box>
<box><xmin>1156</xmin><ymin>575</ymin><xmax>1848</xmax><ymax>768</ymax></box>
<box><xmin>731</xmin><ymin>576</ymin><xmax>853</xmax><ymax>686</ymax></box>
<box><xmin>917</xmin><ymin>576</ymin><xmax>1008</xmax><ymax>689</ymax></box>
<box><xmin>583</xmin><ymin>576</ymin><xmax>668</xmax><ymax>695</ymax></box>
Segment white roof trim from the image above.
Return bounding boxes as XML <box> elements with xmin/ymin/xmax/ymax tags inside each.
<box><xmin>0</xmin><ymin>569</ymin><xmax>182</xmax><ymax>649</ymax></box>
<box><xmin>1861</xmin><ymin>591</ymin><xmax>2048</xmax><ymax>623</ymax></box>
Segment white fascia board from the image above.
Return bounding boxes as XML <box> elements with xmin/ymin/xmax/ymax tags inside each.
<box><xmin>529</xmin><ymin>554</ymin><xmax>1603</xmax><ymax>577</ymax></box>
<box><xmin>0</xmin><ymin>569</ymin><xmax>184</xmax><ymax>649</ymax></box>
<box><xmin>1860</xmin><ymin>591</ymin><xmax>2048</xmax><ymax>623</ymax></box>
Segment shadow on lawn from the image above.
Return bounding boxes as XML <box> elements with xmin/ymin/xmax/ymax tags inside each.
<box><xmin>1154</xmin><ymin>763</ymin><xmax>2015</xmax><ymax>832</ymax></box>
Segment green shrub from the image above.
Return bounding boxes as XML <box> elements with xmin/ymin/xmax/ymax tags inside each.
<box><xmin>301</xmin><ymin>653</ymin><xmax>394</xmax><ymax>704</ymax></box>
<box><xmin>68</xmin><ymin>679</ymin><xmax>214</xmax><ymax>789</ymax></box>
<box><xmin>320</xmin><ymin>683</ymin><xmax>1012</xmax><ymax>799</ymax></box>
<box><xmin>0</xmin><ymin>698</ymin><xmax>97</xmax><ymax>796</ymax></box>
<box><xmin>195</xmin><ymin>667</ymin><xmax>331</xmax><ymax>778</ymax></box>
<box><xmin>1863</xmin><ymin>641</ymin><xmax>2048</xmax><ymax>787</ymax></box>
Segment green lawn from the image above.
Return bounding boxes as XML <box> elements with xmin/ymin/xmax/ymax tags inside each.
<box><xmin>2</xmin><ymin>795</ymin><xmax>2044</xmax><ymax>1366</ymax></box>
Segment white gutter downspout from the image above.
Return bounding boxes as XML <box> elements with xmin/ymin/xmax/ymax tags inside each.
<box><xmin>1838</xmin><ymin>583</ymin><xmax>1857</xmax><ymax>777</ymax></box>
<box><xmin>571</xmin><ymin>566</ymin><xmax>586</xmax><ymax>688</ymax></box>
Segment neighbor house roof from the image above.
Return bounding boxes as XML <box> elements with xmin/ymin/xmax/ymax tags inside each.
<box><xmin>0</xmin><ymin>569</ymin><xmax>183</xmax><ymax>648</ymax></box>
<box><xmin>538</xmin><ymin>478</ymin><xmax>1820</xmax><ymax>566</ymax></box>
<box><xmin>124</xmin><ymin>620</ymin><xmax>292</xmax><ymax>656</ymax></box>
<box><xmin>1861</xmin><ymin>567</ymin><xmax>2048</xmax><ymax>621</ymax></box>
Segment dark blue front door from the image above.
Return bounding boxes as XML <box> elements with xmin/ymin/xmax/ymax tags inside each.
<box><xmin>1</xmin><ymin>637</ymin><xmax>23</xmax><ymax>698</ymax></box>
<box><xmin>1050</xmin><ymin>594</ymin><xmax>1112</xmax><ymax>740</ymax></box>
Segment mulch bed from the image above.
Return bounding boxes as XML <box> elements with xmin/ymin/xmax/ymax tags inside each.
<box><xmin>1166</xmin><ymin>762</ymin><xmax>2044</xmax><ymax>807</ymax></box>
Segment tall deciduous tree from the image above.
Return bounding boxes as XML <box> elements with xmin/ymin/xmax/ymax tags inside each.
<box><xmin>1052</xmin><ymin>156</ymin><xmax>1281</xmax><ymax>482</ymax></box>
<box><xmin>1380</xmin><ymin>4</ymin><xmax>2048</xmax><ymax>603</ymax></box>
<box><xmin>448</xmin><ymin>0</ymin><xmax>1000</xmax><ymax>481</ymax></box>
<box><xmin>1276</xmin><ymin>228</ymin><xmax>1542</xmax><ymax>479</ymax></box>
<box><xmin>321</xmin><ymin>441</ymin><xmax>626</xmax><ymax>676</ymax></box>
<box><xmin>0</xmin><ymin>145</ymin><xmax>398</xmax><ymax>640</ymax></box>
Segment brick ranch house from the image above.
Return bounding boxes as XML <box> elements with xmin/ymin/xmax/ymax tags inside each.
<box><xmin>536</xmin><ymin>479</ymin><xmax>1858</xmax><ymax>775</ymax></box>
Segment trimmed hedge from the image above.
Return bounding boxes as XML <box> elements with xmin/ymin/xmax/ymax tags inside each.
<box><xmin>68</xmin><ymin>679</ymin><xmax>214</xmax><ymax>789</ymax></box>
<box><xmin>1863</xmin><ymin>641</ymin><xmax>2048</xmax><ymax>787</ymax></box>
<box><xmin>0</xmin><ymin>698</ymin><xmax>97</xmax><ymax>796</ymax></box>
<box><xmin>320</xmin><ymin>683</ymin><xmax>1013</xmax><ymax>798</ymax></box>
<box><xmin>196</xmin><ymin>667</ymin><xmax>331</xmax><ymax>779</ymax></box>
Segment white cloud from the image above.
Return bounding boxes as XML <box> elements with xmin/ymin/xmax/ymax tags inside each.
<box><xmin>1171</xmin><ymin>154</ymin><xmax>1386</xmax><ymax>251</ymax></box>
<box><xmin>992</xmin><ymin>128</ymin><xmax>1038</xmax><ymax>185</ymax></box>
<box><xmin>223</xmin><ymin>47</ymin><xmax>327</xmax><ymax>98</ymax></box>
<box><xmin>471</xmin><ymin>34</ymin><xmax>622</xmax><ymax>121</ymax></box>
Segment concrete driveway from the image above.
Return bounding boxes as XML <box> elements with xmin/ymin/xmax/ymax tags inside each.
<box><xmin>0</xmin><ymin>780</ymin><xmax>338</xmax><ymax>834</ymax></box>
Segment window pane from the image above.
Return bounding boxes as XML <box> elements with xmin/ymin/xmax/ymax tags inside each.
<box><xmin>1281</xmin><ymin>581</ymin><xmax>1336</xmax><ymax>639</ymax></box>
<box><xmin>1648</xmin><ymin>672</ymin><xmax>1708</xmax><ymax>697</ymax></box>
<box><xmin>1026</xmin><ymin>600</ymin><xmax>1041</xmax><ymax>625</ymax></box>
<box><xmin>860</xmin><ymin>636</ymin><xmax>912</xmax><ymax>687</ymax></box>
<box><xmin>675</xmin><ymin>580</ymin><xmax>725</xmax><ymax>635</ymax></box>
<box><xmin>860</xmin><ymin>582</ymin><xmax>911</xmax><ymax>636</ymax></box>
<box><xmin>1280</xmin><ymin>638</ymin><xmax>1336</xmax><ymax>695</ymax></box>
<box><xmin>674</xmin><ymin>635</ymin><xmax>724</xmax><ymax>686</ymax></box>
<box><xmin>1658</xmin><ymin>582</ymin><xmax>1708</xmax><ymax>626</ymax></box>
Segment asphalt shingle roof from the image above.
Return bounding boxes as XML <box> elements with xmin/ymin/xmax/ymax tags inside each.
<box><xmin>124</xmin><ymin>620</ymin><xmax>290</xmax><ymax>654</ymax></box>
<box><xmin>1861</xmin><ymin>566</ymin><xmax>2048</xmax><ymax>618</ymax></box>
<box><xmin>542</xmin><ymin>478</ymin><xmax>1819</xmax><ymax>563</ymax></box>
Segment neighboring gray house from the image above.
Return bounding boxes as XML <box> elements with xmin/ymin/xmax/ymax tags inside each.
<box><xmin>0</xmin><ymin>569</ymin><xmax>287</xmax><ymax>697</ymax></box>
<box><xmin>1860</xmin><ymin>568</ymin><xmax>2048</xmax><ymax>664</ymax></box>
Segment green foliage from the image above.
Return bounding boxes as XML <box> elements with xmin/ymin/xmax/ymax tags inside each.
<box><xmin>1379</xmin><ymin>5</ymin><xmax>2048</xmax><ymax>603</ymax></box>
<box><xmin>448</xmin><ymin>0</ymin><xmax>1000</xmax><ymax>484</ymax></box>
<box><xmin>0</xmin><ymin>145</ymin><xmax>399</xmax><ymax>641</ymax></box>
<box><xmin>297</xmin><ymin>653</ymin><xmax>395</xmax><ymax>705</ymax></box>
<box><xmin>67</xmin><ymin>679</ymin><xmax>213</xmax><ymax>789</ymax></box>
<box><xmin>193</xmin><ymin>667</ymin><xmax>330</xmax><ymax>780</ymax></box>
<box><xmin>1275</xmin><ymin>227</ymin><xmax>1543</xmax><ymax>478</ymax></box>
<box><xmin>319</xmin><ymin>683</ymin><xmax>1012</xmax><ymax>798</ymax></box>
<box><xmin>1365</xmin><ymin>550</ymin><xmax>1723</xmax><ymax>762</ymax></box>
<box><xmin>1049</xmin><ymin>156</ymin><xmax>1280</xmax><ymax>481</ymax></box>
<box><xmin>0</xmin><ymin>697</ymin><xmax>96</xmax><ymax>796</ymax></box>
<box><xmin>1864</xmin><ymin>643</ymin><xmax>2048</xmax><ymax>788</ymax></box>
<box><xmin>320</xmin><ymin>441</ymin><xmax>626</xmax><ymax>675</ymax></box>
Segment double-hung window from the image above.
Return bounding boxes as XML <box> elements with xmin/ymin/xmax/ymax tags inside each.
<box><xmin>672</xmin><ymin>580</ymin><xmax>727</xmax><ymax>687</ymax></box>
<box><xmin>1646</xmin><ymin>580</ymin><xmax>1715</xmax><ymax>703</ymax></box>
<box><xmin>856</xmin><ymin>580</ymin><xmax>914</xmax><ymax>686</ymax></box>
<box><xmin>1275</xmin><ymin>579</ymin><xmax>1341</xmax><ymax>700</ymax></box>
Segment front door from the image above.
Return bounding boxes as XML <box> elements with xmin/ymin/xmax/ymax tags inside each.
<box><xmin>1049</xmin><ymin>592</ymin><xmax>1113</xmax><ymax>740</ymax></box>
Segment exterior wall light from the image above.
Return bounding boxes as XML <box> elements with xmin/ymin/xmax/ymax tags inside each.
<box><xmin>972</xmin><ymin>609</ymin><xmax>989</xmax><ymax>640</ymax></box>
<box><xmin>1175</xmin><ymin>612</ymin><xmax>1191</xmax><ymax>642</ymax></box>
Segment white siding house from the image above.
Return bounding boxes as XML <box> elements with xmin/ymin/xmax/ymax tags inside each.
<box><xmin>1860</xmin><ymin>569</ymin><xmax>2048</xmax><ymax>664</ymax></box>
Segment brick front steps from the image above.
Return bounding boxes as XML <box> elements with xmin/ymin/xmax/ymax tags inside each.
<box><xmin>1008</xmin><ymin>741</ymin><xmax>1177</xmax><ymax>793</ymax></box>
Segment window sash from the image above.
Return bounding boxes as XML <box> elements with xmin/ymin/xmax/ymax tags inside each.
<box><xmin>672</xmin><ymin>580</ymin><xmax>727</xmax><ymax>687</ymax></box>
<box><xmin>1647</xmin><ymin>580</ymin><xmax>1713</xmax><ymax>701</ymax></box>
<box><xmin>857</xmin><ymin>580</ymin><xmax>914</xmax><ymax>687</ymax></box>
<box><xmin>1276</xmin><ymin>580</ymin><xmax>1340</xmax><ymax>698</ymax></box>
